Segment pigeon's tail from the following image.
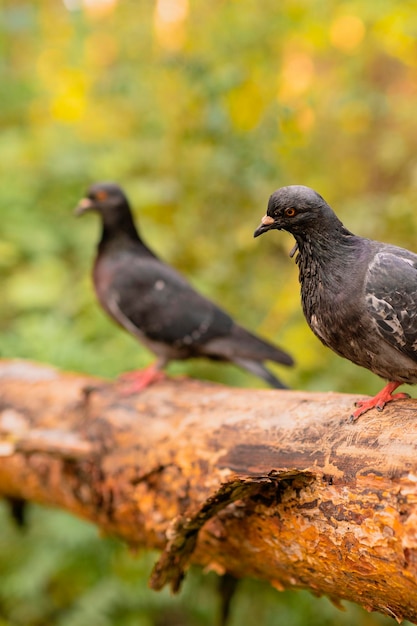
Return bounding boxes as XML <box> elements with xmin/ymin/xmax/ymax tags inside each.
<box><xmin>202</xmin><ymin>324</ymin><xmax>293</xmax><ymax>387</ymax></box>
<box><xmin>226</xmin><ymin>324</ymin><xmax>294</xmax><ymax>367</ymax></box>
<box><xmin>232</xmin><ymin>357</ymin><xmax>289</xmax><ymax>389</ymax></box>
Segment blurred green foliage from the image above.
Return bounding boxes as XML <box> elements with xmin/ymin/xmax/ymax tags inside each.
<box><xmin>1</xmin><ymin>0</ymin><xmax>417</xmax><ymax>623</ymax></box>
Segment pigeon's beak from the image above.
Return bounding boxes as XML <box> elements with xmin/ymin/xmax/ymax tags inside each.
<box><xmin>253</xmin><ymin>214</ymin><xmax>276</xmax><ymax>238</ymax></box>
<box><xmin>74</xmin><ymin>197</ymin><xmax>95</xmax><ymax>216</ymax></box>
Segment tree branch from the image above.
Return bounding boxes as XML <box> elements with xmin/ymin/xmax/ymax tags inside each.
<box><xmin>0</xmin><ymin>359</ymin><xmax>416</xmax><ymax>623</ymax></box>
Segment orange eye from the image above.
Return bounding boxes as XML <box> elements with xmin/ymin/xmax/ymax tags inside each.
<box><xmin>284</xmin><ymin>207</ymin><xmax>296</xmax><ymax>217</ymax></box>
<box><xmin>96</xmin><ymin>190</ymin><xmax>108</xmax><ymax>201</ymax></box>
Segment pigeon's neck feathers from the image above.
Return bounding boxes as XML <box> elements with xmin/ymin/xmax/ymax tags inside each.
<box><xmin>294</xmin><ymin>213</ymin><xmax>360</xmax><ymax>288</ymax></box>
<box><xmin>295</xmin><ymin>219</ymin><xmax>354</xmax><ymax>258</ymax></box>
<box><xmin>98</xmin><ymin>201</ymin><xmax>147</xmax><ymax>251</ymax></box>
<box><xmin>293</xmin><ymin>203</ymin><xmax>354</xmax><ymax>263</ymax></box>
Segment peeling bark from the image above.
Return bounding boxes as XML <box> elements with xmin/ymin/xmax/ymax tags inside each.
<box><xmin>0</xmin><ymin>359</ymin><xmax>417</xmax><ymax>623</ymax></box>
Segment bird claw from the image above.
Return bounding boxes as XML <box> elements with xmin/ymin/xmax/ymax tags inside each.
<box><xmin>350</xmin><ymin>387</ymin><xmax>410</xmax><ymax>422</ymax></box>
<box><xmin>117</xmin><ymin>366</ymin><xmax>165</xmax><ymax>395</ymax></box>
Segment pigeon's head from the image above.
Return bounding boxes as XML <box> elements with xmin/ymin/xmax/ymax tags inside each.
<box><xmin>74</xmin><ymin>182</ymin><xmax>128</xmax><ymax>218</ymax></box>
<box><xmin>254</xmin><ymin>185</ymin><xmax>337</xmax><ymax>239</ymax></box>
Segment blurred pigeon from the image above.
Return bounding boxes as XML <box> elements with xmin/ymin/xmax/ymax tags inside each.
<box><xmin>75</xmin><ymin>182</ymin><xmax>293</xmax><ymax>391</ymax></box>
<box><xmin>254</xmin><ymin>184</ymin><xmax>416</xmax><ymax>420</ymax></box>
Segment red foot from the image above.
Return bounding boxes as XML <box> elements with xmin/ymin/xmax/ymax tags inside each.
<box><xmin>118</xmin><ymin>364</ymin><xmax>166</xmax><ymax>394</ymax></box>
<box><xmin>350</xmin><ymin>381</ymin><xmax>410</xmax><ymax>422</ymax></box>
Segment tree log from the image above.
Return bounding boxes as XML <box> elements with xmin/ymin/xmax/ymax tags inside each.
<box><xmin>0</xmin><ymin>359</ymin><xmax>416</xmax><ymax>623</ymax></box>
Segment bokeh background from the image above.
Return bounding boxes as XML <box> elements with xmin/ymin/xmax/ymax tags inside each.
<box><xmin>1</xmin><ymin>1</ymin><xmax>417</xmax><ymax>624</ymax></box>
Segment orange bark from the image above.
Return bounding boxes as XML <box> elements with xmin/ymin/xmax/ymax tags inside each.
<box><xmin>0</xmin><ymin>359</ymin><xmax>417</xmax><ymax>623</ymax></box>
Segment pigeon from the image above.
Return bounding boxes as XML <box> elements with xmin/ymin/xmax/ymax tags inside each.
<box><xmin>254</xmin><ymin>184</ymin><xmax>417</xmax><ymax>420</ymax></box>
<box><xmin>75</xmin><ymin>182</ymin><xmax>293</xmax><ymax>391</ymax></box>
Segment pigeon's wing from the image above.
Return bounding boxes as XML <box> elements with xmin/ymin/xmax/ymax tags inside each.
<box><xmin>104</xmin><ymin>254</ymin><xmax>235</xmax><ymax>350</ymax></box>
<box><xmin>97</xmin><ymin>250</ymin><xmax>293</xmax><ymax>371</ymax></box>
<box><xmin>365</xmin><ymin>248</ymin><xmax>417</xmax><ymax>360</ymax></box>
